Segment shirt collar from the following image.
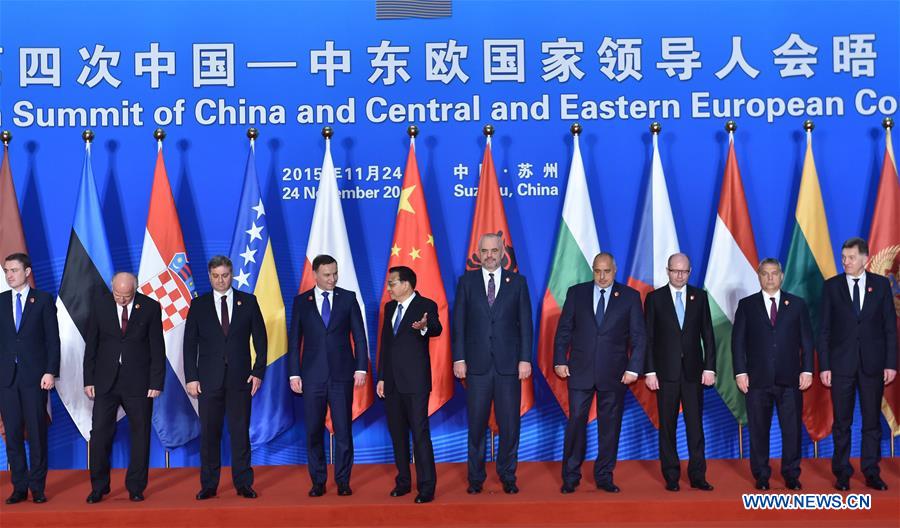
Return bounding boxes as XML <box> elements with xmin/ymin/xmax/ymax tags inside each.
<box><xmin>482</xmin><ymin>267</ymin><xmax>501</xmax><ymax>280</ymax></box>
<box><xmin>762</xmin><ymin>290</ymin><xmax>782</xmax><ymax>305</ymax></box>
<box><xmin>214</xmin><ymin>288</ymin><xmax>234</xmax><ymax>300</ymax></box>
<box><xmin>396</xmin><ymin>291</ymin><xmax>417</xmax><ymax>310</ymax></box>
<box><xmin>12</xmin><ymin>284</ymin><xmax>30</xmax><ymax>299</ymax></box>
<box><xmin>668</xmin><ymin>283</ymin><xmax>686</xmax><ymax>295</ymax></box>
<box><xmin>314</xmin><ymin>285</ymin><xmax>334</xmax><ymax>298</ymax></box>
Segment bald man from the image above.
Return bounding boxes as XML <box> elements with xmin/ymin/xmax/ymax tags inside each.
<box><xmin>83</xmin><ymin>273</ymin><xmax>164</xmax><ymax>504</ymax></box>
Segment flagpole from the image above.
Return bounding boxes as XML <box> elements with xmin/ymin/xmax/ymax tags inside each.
<box><xmin>83</xmin><ymin>127</ymin><xmax>95</xmax><ymax>472</ymax></box>
<box><xmin>330</xmin><ymin>433</ymin><xmax>335</xmax><ymax>465</ymax></box>
<box><xmin>814</xmin><ymin>440</ymin><xmax>818</xmax><ymax>458</ymax></box>
<box><xmin>737</xmin><ymin>423</ymin><xmax>743</xmax><ymax>459</ymax></box>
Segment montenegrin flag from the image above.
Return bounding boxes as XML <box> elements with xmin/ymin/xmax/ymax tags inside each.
<box><xmin>537</xmin><ymin>130</ymin><xmax>600</xmax><ymax>420</ymax></box>
<box><xmin>703</xmin><ymin>130</ymin><xmax>759</xmax><ymax>426</ymax></box>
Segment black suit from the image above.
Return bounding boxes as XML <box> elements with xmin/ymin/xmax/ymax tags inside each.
<box><xmin>288</xmin><ymin>286</ymin><xmax>368</xmax><ymax>486</ymax></box>
<box><xmin>554</xmin><ymin>281</ymin><xmax>646</xmax><ymax>486</ymax></box>
<box><xmin>644</xmin><ymin>285</ymin><xmax>715</xmax><ymax>486</ymax></box>
<box><xmin>184</xmin><ymin>289</ymin><xmax>266</xmax><ymax>492</ymax></box>
<box><xmin>83</xmin><ymin>292</ymin><xmax>164</xmax><ymax>495</ymax></box>
<box><xmin>819</xmin><ymin>272</ymin><xmax>898</xmax><ymax>480</ymax></box>
<box><xmin>452</xmin><ymin>268</ymin><xmax>532</xmax><ymax>486</ymax></box>
<box><xmin>0</xmin><ymin>287</ymin><xmax>60</xmax><ymax>495</ymax></box>
<box><xmin>378</xmin><ymin>293</ymin><xmax>442</xmax><ymax>496</ymax></box>
<box><xmin>733</xmin><ymin>291</ymin><xmax>814</xmax><ymax>482</ymax></box>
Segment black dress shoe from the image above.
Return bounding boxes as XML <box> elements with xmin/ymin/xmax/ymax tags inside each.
<box><xmin>337</xmin><ymin>483</ymin><xmax>352</xmax><ymax>496</ymax></box>
<box><xmin>597</xmin><ymin>481</ymin><xmax>620</xmax><ymax>493</ymax></box>
<box><xmin>755</xmin><ymin>479</ymin><xmax>770</xmax><ymax>491</ymax></box>
<box><xmin>196</xmin><ymin>488</ymin><xmax>217</xmax><ymax>500</ymax></box>
<box><xmin>502</xmin><ymin>481</ymin><xmax>519</xmax><ymax>494</ymax></box>
<box><xmin>560</xmin><ymin>482</ymin><xmax>577</xmax><ymax>494</ymax></box>
<box><xmin>834</xmin><ymin>478</ymin><xmax>850</xmax><ymax>491</ymax></box>
<box><xmin>86</xmin><ymin>490</ymin><xmax>104</xmax><ymax>504</ymax></box>
<box><xmin>32</xmin><ymin>491</ymin><xmax>47</xmax><ymax>503</ymax></box>
<box><xmin>5</xmin><ymin>490</ymin><xmax>27</xmax><ymax>504</ymax></box>
<box><xmin>308</xmin><ymin>484</ymin><xmax>325</xmax><ymax>497</ymax></box>
<box><xmin>390</xmin><ymin>486</ymin><xmax>411</xmax><ymax>497</ymax></box>
<box><xmin>865</xmin><ymin>476</ymin><xmax>888</xmax><ymax>491</ymax></box>
<box><xmin>129</xmin><ymin>492</ymin><xmax>144</xmax><ymax>502</ymax></box>
<box><xmin>466</xmin><ymin>483</ymin><xmax>482</xmax><ymax>494</ymax></box>
<box><xmin>236</xmin><ymin>486</ymin><xmax>258</xmax><ymax>499</ymax></box>
<box><xmin>690</xmin><ymin>480</ymin><xmax>714</xmax><ymax>491</ymax></box>
<box><xmin>785</xmin><ymin>478</ymin><xmax>802</xmax><ymax>491</ymax></box>
<box><xmin>414</xmin><ymin>494</ymin><xmax>433</xmax><ymax>503</ymax></box>
<box><xmin>665</xmin><ymin>482</ymin><xmax>680</xmax><ymax>492</ymax></box>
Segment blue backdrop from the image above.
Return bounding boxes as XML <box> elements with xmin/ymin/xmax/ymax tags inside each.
<box><xmin>0</xmin><ymin>0</ymin><xmax>898</xmax><ymax>471</ymax></box>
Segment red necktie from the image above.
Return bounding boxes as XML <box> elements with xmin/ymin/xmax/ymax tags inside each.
<box><xmin>221</xmin><ymin>295</ymin><xmax>230</xmax><ymax>336</ymax></box>
<box><xmin>121</xmin><ymin>304</ymin><xmax>129</xmax><ymax>335</ymax></box>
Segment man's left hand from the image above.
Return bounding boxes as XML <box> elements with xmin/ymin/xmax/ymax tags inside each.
<box><xmin>701</xmin><ymin>371</ymin><xmax>716</xmax><ymax>386</ymax></box>
<box><xmin>885</xmin><ymin>369</ymin><xmax>897</xmax><ymax>385</ymax></box>
<box><xmin>248</xmin><ymin>375</ymin><xmax>262</xmax><ymax>396</ymax></box>
<box><xmin>518</xmin><ymin>361</ymin><xmax>532</xmax><ymax>380</ymax></box>
<box><xmin>354</xmin><ymin>372</ymin><xmax>367</xmax><ymax>387</ymax></box>
<box><xmin>147</xmin><ymin>389</ymin><xmax>161</xmax><ymax>398</ymax></box>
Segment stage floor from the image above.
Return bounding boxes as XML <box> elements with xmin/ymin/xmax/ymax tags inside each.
<box><xmin>1</xmin><ymin>458</ymin><xmax>897</xmax><ymax>527</ymax></box>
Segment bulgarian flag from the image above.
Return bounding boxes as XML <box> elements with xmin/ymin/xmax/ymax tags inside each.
<box><xmin>625</xmin><ymin>128</ymin><xmax>680</xmax><ymax>429</ymax></box>
<box><xmin>868</xmin><ymin>121</ymin><xmax>900</xmax><ymax>436</ymax></box>
<box><xmin>703</xmin><ymin>129</ymin><xmax>759</xmax><ymax>426</ymax></box>
<box><xmin>782</xmin><ymin>126</ymin><xmax>835</xmax><ymax>442</ymax></box>
<box><xmin>299</xmin><ymin>131</ymin><xmax>373</xmax><ymax>429</ymax></box>
<box><xmin>377</xmin><ymin>131</ymin><xmax>453</xmax><ymax>415</ymax></box>
<box><xmin>537</xmin><ymin>128</ymin><xmax>601</xmax><ymax>420</ymax></box>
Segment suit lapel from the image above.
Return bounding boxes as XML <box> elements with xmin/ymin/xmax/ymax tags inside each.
<box><xmin>16</xmin><ymin>290</ymin><xmax>37</xmax><ymax>332</ymax></box>
<box><xmin>2</xmin><ymin>291</ymin><xmax>15</xmax><ymax>334</ymax></box>
<box><xmin>598</xmin><ymin>283</ymin><xmax>617</xmax><ymax>331</ymax></box>
<box><xmin>836</xmin><ymin>273</ymin><xmax>854</xmax><ymax>309</ymax></box>
<box><xmin>306</xmin><ymin>290</ymin><xmax>326</xmax><ymax>328</ymax></box>
<box><xmin>660</xmin><ymin>287</ymin><xmax>681</xmax><ymax>331</ymax></box>
<box><xmin>859</xmin><ymin>272</ymin><xmax>876</xmax><ymax>318</ymax></box>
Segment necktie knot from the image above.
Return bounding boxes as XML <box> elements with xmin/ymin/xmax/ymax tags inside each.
<box><xmin>322</xmin><ymin>291</ymin><xmax>329</xmax><ymax>299</ymax></box>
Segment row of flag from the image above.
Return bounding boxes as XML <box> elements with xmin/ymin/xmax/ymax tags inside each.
<box><xmin>0</xmin><ymin>122</ymin><xmax>897</xmax><ymax>450</ymax></box>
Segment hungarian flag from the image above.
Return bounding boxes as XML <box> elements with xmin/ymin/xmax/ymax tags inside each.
<box><xmin>55</xmin><ymin>140</ymin><xmax>117</xmax><ymax>440</ymax></box>
<box><xmin>229</xmin><ymin>137</ymin><xmax>292</xmax><ymax>447</ymax></box>
<box><xmin>0</xmin><ymin>135</ymin><xmax>37</xmax><ymax>441</ymax></box>
<box><xmin>464</xmin><ymin>135</ymin><xmax>534</xmax><ymax>428</ymax></box>
<box><xmin>868</xmin><ymin>123</ymin><xmax>900</xmax><ymax>437</ymax></box>
<box><xmin>703</xmin><ymin>131</ymin><xmax>759</xmax><ymax>426</ymax></box>
<box><xmin>299</xmin><ymin>134</ymin><xmax>373</xmax><ymax>430</ymax></box>
<box><xmin>377</xmin><ymin>134</ymin><xmax>452</xmax><ymax>415</ymax></box>
<box><xmin>137</xmin><ymin>142</ymin><xmax>201</xmax><ymax>449</ymax></box>
<box><xmin>625</xmin><ymin>130</ymin><xmax>680</xmax><ymax>429</ymax></box>
<box><xmin>782</xmin><ymin>128</ymin><xmax>835</xmax><ymax>442</ymax></box>
<box><xmin>537</xmin><ymin>131</ymin><xmax>600</xmax><ymax>420</ymax></box>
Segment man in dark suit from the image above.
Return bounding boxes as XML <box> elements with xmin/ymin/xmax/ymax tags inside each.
<box><xmin>0</xmin><ymin>253</ymin><xmax>60</xmax><ymax>504</ymax></box>
<box><xmin>643</xmin><ymin>253</ymin><xmax>716</xmax><ymax>492</ymax></box>
<box><xmin>554</xmin><ymin>252</ymin><xmax>645</xmax><ymax>494</ymax></box>
<box><xmin>819</xmin><ymin>237</ymin><xmax>897</xmax><ymax>491</ymax></box>
<box><xmin>83</xmin><ymin>272</ymin><xmax>164</xmax><ymax>503</ymax></box>
<box><xmin>453</xmin><ymin>233</ymin><xmax>532</xmax><ymax>495</ymax></box>
<box><xmin>289</xmin><ymin>254</ymin><xmax>368</xmax><ymax>498</ymax></box>
<box><xmin>184</xmin><ymin>255</ymin><xmax>267</xmax><ymax>500</ymax></box>
<box><xmin>733</xmin><ymin>258</ymin><xmax>814</xmax><ymax>491</ymax></box>
<box><xmin>376</xmin><ymin>266</ymin><xmax>442</xmax><ymax>504</ymax></box>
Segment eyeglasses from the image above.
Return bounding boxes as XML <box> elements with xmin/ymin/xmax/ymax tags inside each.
<box><xmin>667</xmin><ymin>268</ymin><xmax>691</xmax><ymax>276</ymax></box>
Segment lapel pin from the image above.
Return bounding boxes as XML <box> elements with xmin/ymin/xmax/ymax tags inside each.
<box><xmin>29</xmin><ymin>297</ymin><xmax>36</xmax><ymax>303</ymax></box>
<box><xmin>135</xmin><ymin>303</ymin><xmax>141</xmax><ymax>310</ymax></box>
<box><xmin>614</xmin><ymin>291</ymin><xmax>620</xmax><ymax>297</ymax></box>
<box><xmin>237</xmin><ymin>300</ymin><xmax>242</xmax><ymax>306</ymax></box>
<box><xmin>308</xmin><ymin>295</ymin><xmax>313</xmax><ymax>301</ymax></box>
<box><xmin>505</xmin><ymin>276</ymin><xmax>510</xmax><ymax>283</ymax></box>
<box><xmin>784</xmin><ymin>299</ymin><xmax>790</xmax><ymax>306</ymax></box>
<box><xmin>689</xmin><ymin>295</ymin><xmax>695</xmax><ymax>301</ymax></box>
<box><xmin>867</xmin><ymin>287</ymin><xmax>873</xmax><ymax>293</ymax></box>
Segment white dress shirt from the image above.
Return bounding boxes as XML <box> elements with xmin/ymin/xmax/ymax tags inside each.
<box><xmin>846</xmin><ymin>272</ymin><xmax>866</xmax><ymax>309</ymax></box>
<box><xmin>213</xmin><ymin>288</ymin><xmax>233</xmax><ymax>324</ymax></box>
<box><xmin>482</xmin><ymin>267</ymin><xmax>501</xmax><ymax>298</ymax></box>
<box><xmin>118</xmin><ymin>298</ymin><xmax>135</xmax><ymax>330</ymax></box>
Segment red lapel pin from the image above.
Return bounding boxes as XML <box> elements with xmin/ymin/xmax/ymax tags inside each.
<box><xmin>237</xmin><ymin>300</ymin><xmax>242</xmax><ymax>306</ymax></box>
<box><xmin>784</xmin><ymin>300</ymin><xmax>790</xmax><ymax>306</ymax></box>
<box><xmin>613</xmin><ymin>291</ymin><xmax>620</xmax><ymax>297</ymax></box>
<box><xmin>867</xmin><ymin>287</ymin><xmax>873</xmax><ymax>293</ymax></box>
<box><xmin>29</xmin><ymin>297</ymin><xmax>36</xmax><ymax>303</ymax></box>
<box><xmin>134</xmin><ymin>303</ymin><xmax>141</xmax><ymax>310</ymax></box>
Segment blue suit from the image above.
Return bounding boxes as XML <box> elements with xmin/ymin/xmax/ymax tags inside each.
<box><xmin>288</xmin><ymin>286</ymin><xmax>368</xmax><ymax>486</ymax></box>
<box><xmin>452</xmin><ymin>268</ymin><xmax>532</xmax><ymax>485</ymax></box>
<box><xmin>554</xmin><ymin>281</ymin><xmax>646</xmax><ymax>486</ymax></box>
<box><xmin>732</xmin><ymin>290</ymin><xmax>814</xmax><ymax>482</ymax></box>
<box><xmin>0</xmin><ymin>288</ymin><xmax>60</xmax><ymax>496</ymax></box>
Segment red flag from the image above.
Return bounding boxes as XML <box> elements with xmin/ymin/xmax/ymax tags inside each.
<box><xmin>464</xmin><ymin>136</ymin><xmax>534</xmax><ymax>431</ymax></box>
<box><xmin>867</xmin><ymin>125</ymin><xmax>900</xmax><ymax>436</ymax></box>
<box><xmin>377</xmin><ymin>136</ymin><xmax>453</xmax><ymax>415</ymax></box>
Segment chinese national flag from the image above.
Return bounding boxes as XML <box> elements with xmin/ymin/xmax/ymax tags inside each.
<box><xmin>377</xmin><ymin>135</ymin><xmax>453</xmax><ymax>415</ymax></box>
<box><xmin>465</xmin><ymin>136</ymin><xmax>534</xmax><ymax>431</ymax></box>
<box><xmin>868</xmin><ymin>124</ymin><xmax>900</xmax><ymax>437</ymax></box>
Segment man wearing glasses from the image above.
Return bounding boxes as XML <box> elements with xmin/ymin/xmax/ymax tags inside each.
<box><xmin>643</xmin><ymin>253</ymin><xmax>716</xmax><ymax>492</ymax></box>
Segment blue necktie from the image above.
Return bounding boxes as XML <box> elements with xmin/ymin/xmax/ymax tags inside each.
<box><xmin>14</xmin><ymin>292</ymin><xmax>23</xmax><ymax>333</ymax></box>
<box><xmin>321</xmin><ymin>291</ymin><xmax>331</xmax><ymax>327</ymax></box>
<box><xmin>852</xmin><ymin>278</ymin><xmax>861</xmax><ymax>316</ymax></box>
<box><xmin>595</xmin><ymin>289</ymin><xmax>606</xmax><ymax>327</ymax></box>
<box><xmin>675</xmin><ymin>291</ymin><xmax>685</xmax><ymax>329</ymax></box>
<box><xmin>393</xmin><ymin>303</ymin><xmax>403</xmax><ymax>335</ymax></box>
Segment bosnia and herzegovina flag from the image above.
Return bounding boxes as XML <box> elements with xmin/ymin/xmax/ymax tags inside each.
<box><xmin>782</xmin><ymin>127</ymin><xmax>835</xmax><ymax>443</ymax></box>
<box><xmin>137</xmin><ymin>141</ymin><xmax>201</xmax><ymax>449</ymax></box>
<box><xmin>228</xmin><ymin>137</ymin><xmax>292</xmax><ymax>448</ymax></box>
<box><xmin>55</xmin><ymin>138</ymin><xmax>116</xmax><ymax>440</ymax></box>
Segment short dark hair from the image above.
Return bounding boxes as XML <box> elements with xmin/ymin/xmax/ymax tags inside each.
<box><xmin>312</xmin><ymin>254</ymin><xmax>337</xmax><ymax>271</ymax></box>
<box><xmin>841</xmin><ymin>237</ymin><xmax>869</xmax><ymax>256</ymax></box>
<box><xmin>4</xmin><ymin>252</ymin><xmax>31</xmax><ymax>271</ymax></box>
<box><xmin>757</xmin><ymin>257</ymin><xmax>782</xmax><ymax>272</ymax></box>
<box><xmin>389</xmin><ymin>265</ymin><xmax>417</xmax><ymax>289</ymax></box>
<box><xmin>208</xmin><ymin>255</ymin><xmax>233</xmax><ymax>271</ymax></box>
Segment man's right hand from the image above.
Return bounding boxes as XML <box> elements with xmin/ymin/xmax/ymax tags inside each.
<box><xmin>290</xmin><ymin>377</ymin><xmax>303</xmax><ymax>394</ymax></box>
<box><xmin>736</xmin><ymin>375</ymin><xmax>749</xmax><ymax>394</ymax></box>
<box><xmin>820</xmin><ymin>370</ymin><xmax>832</xmax><ymax>388</ymax></box>
<box><xmin>453</xmin><ymin>361</ymin><xmax>466</xmax><ymax>380</ymax></box>
<box><xmin>644</xmin><ymin>373</ymin><xmax>659</xmax><ymax>391</ymax></box>
<box><xmin>84</xmin><ymin>385</ymin><xmax>95</xmax><ymax>400</ymax></box>
<box><xmin>554</xmin><ymin>365</ymin><xmax>570</xmax><ymax>379</ymax></box>
<box><xmin>186</xmin><ymin>381</ymin><xmax>201</xmax><ymax>397</ymax></box>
